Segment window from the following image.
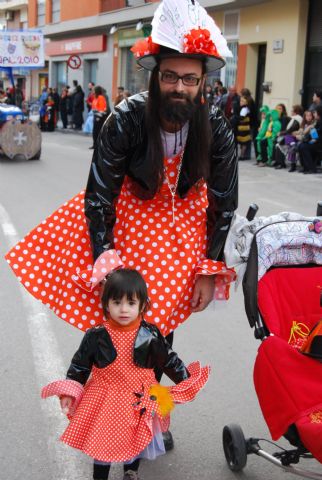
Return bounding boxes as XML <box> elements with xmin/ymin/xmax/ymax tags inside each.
<box><xmin>222</xmin><ymin>11</ymin><xmax>239</xmax><ymax>87</ymax></box>
<box><xmin>120</xmin><ymin>47</ymin><xmax>149</xmax><ymax>94</ymax></box>
<box><xmin>37</xmin><ymin>0</ymin><xmax>45</xmax><ymax>27</ymax></box>
<box><xmin>224</xmin><ymin>41</ymin><xmax>238</xmax><ymax>88</ymax></box>
<box><xmin>52</xmin><ymin>0</ymin><xmax>60</xmax><ymax>23</ymax></box>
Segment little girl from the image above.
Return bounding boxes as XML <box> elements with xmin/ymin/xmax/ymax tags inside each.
<box><xmin>42</xmin><ymin>267</ymin><xmax>210</xmax><ymax>480</ymax></box>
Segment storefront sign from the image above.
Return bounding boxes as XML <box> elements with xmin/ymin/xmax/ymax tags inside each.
<box><xmin>0</xmin><ymin>31</ymin><xmax>44</xmax><ymax>67</ymax></box>
<box><xmin>46</xmin><ymin>35</ymin><xmax>107</xmax><ymax>56</ymax></box>
<box><xmin>118</xmin><ymin>29</ymin><xmax>144</xmax><ymax>48</ymax></box>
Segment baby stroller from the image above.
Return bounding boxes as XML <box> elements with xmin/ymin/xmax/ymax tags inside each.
<box><xmin>222</xmin><ymin>202</ymin><xmax>322</xmax><ymax>479</ymax></box>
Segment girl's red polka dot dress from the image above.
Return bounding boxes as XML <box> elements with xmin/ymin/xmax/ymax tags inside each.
<box><xmin>41</xmin><ymin>320</ymin><xmax>211</xmax><ymax>463</ymax></box>
<box><xmin>5</xmin><ymin>154</ymin><xmax>235</xmax><ymax>337</ymax></box>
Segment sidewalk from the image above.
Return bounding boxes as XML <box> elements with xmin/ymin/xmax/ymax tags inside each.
<box><xmin>55</xmin><ymin>119</ymin><xmax>91</xmax><ymax>136</ymax></box>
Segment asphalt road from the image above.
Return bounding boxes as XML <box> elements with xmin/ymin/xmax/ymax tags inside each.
<box><xmin>0</xmin><ymin>131</ymin><xmax>321</xmax><ymax>480</ymax></box>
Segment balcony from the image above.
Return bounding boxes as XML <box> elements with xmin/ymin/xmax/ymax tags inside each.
<box><xmin>100</xmin><ymin>0</ymin><xmax>149</xmax><ymax>14</ymax></box>
<box><xmin>0</xmin><ymin>0</ymin><xmax>28</xmax><ymax>10</ymax></box>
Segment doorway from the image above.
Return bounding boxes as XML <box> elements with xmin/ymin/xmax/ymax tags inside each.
<box><xmin>255</xmin><ymin>44</ymin><xmax>267</xmax><ymax>110</ymax></box>
<box><xmin>303</xmin><ymin>0</ymin><xmax>322</xmax><ymax>108</ymax></box>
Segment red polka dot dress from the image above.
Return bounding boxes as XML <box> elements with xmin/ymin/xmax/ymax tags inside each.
<box><xmin>5</xmin><ymin>154</ymin><xmax>235</xmax><ymax>337</ymax></box>
<box><xmin>41</xmin><ymin>318</ymin><xmax>211</xmax><ymax>463</ymax></box>
<box><xmin>60</xmin><ymin>319</ymin><xmax>164</xmax><ymax>463</ymax></box>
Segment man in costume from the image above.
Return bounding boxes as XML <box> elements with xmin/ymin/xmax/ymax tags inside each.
<box><xmin>5</xmin><ymin>0</ymin><xmax>238</xmax><ymax>453</ymax></box>
<box><xmin>84</xmin><ymin>0</ymin><xmax>238</xmax><ymax>448</ymax></box>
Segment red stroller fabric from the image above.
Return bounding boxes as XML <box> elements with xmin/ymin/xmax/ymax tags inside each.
<box><xmin>254</xmin><ymin>266</ymin><xmax>322</xmax><ymax>462</ymax></box>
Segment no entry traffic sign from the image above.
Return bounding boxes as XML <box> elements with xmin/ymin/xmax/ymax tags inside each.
<box><xmin>67</xmin><ymin>55</ymin><xmax>81</xmax><ymax>69</ymax></box>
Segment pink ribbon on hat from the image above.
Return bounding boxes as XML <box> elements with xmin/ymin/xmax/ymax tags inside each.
<box><xmin>72</xmin><ymin>249</ymin><xmax>124</xmax><ymax>292</ymax></box>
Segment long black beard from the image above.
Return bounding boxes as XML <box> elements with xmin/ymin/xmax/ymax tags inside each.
<box><xmin>159</xmin><ymin>91</ymin><xmax>199</xmax><ymax>125</ymax></box>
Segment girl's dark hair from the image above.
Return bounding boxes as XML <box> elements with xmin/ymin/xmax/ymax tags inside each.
<box><xmin>101</xmin><ymin>268</ymin><xmax>150</xmax><ymax>317</ymax></box>
<box><xmin>145</xmin><ymin>63</ymin><xmax>212</xmax><ymax>189</ymax></box>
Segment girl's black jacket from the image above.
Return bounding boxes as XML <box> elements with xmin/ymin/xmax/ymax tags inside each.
<box><xmin>66</xmin><ymin>320</ymin><xmax>190</xmax><ymax>386</ymax></box>
<box><xmin>85</xmin><ymin>92</ymin><xmax>238</xmax><ymax>262</ymax></box>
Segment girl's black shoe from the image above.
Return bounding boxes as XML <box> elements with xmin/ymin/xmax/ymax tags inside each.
<box><xmin>163</xmin><ymin>430</ymin><xmax>174</xmax><ymax>451</ymax></box>
<box><xmin>288</xmin><ymin>164</ymin><xmax>296</xmax><ymax>172</ymax></box>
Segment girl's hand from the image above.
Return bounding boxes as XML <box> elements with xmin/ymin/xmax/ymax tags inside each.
<box><xmin>191</xmin><ymin>275</ymin><xmax>215</xmax><ymax>312</ymax></box>
<box><xmin>60</xmin><ymin>395</ymin><xmax>73</xmax><ymax>414</ymax></box>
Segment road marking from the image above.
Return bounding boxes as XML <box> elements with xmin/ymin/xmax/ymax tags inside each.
<box><xmin>0</xmin><ymin>202</ymin><xmax>86</xmax><ymax>479</ymax></box>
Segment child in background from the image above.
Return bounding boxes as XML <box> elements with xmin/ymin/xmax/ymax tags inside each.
<box><xmin>257</xmin><ymin>109</ymin><xmax>281</xmax><ymax>167</ymax></box>
<box><xmin>42</xmin><ymin>267</ymin><xmax>210</xmax><ymax>480</ymax></box>
<box><xmin>236</xmin><ymin>96</ymin><xmax>251</xmax><ymax>160</ymax></box>
<box><xmin>255</xmin><ymin>105</ymin><xmax>270</xmax><ymax>164</ymax></box>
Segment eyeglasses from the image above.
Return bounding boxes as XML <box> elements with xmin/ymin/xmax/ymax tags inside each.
<box><xmin>159</xmin><ymin>71</ymin><xmax>202</xmax><ymax>87</ymax></box>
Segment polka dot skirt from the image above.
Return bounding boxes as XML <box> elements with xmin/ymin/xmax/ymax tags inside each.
<box><xmin>5</xmin><ymin>154</ymin><xmax>235</xmax><ymax>336</ymax></box>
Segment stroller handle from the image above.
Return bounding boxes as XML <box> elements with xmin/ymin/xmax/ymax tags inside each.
<box><xmin>317</xmin><ymin>201</ymin><xmax>322</xmax><ymax>217</ymax></box>
<box><xmin>246</xmin><ymin>204</ymin><xmax>259</xmax><ymax>221</ymax></box>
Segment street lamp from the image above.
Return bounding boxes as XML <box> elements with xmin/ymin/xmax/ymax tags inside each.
<box><xmin>136</xmin><ymin>21</ymin><xmax>143</xmax><ymax>31</ymax></box>
<box><xmin>109</xmin><ymin>25</ymin><xmax>118</xmax><ymax>35</ymax></box>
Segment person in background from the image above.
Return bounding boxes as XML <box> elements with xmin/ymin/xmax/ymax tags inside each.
<box><xmin>287</xmin><ymin>110</ymin><xmax>315</xmax><ymax>172</ymax></box>
<box><xmin>52</xmin><ymin>87</ymin><xmax>60</xmax><ymax>127</ymax></box>
<box><xmin>298</xmin><ymin>105</ymin><xmax>322</xmax><ymax>174</ymax></box>
<box><xmin>257</xmin><ymin>109</ymin><xmax>281</xmax><ymax>166</ymax></box>
<box><xmin>240</xmin><ymin>88</ymin><xmax>258</xmax><ymax>159</ymax></box>
<box><xmin>219</xmin><ymin>86</ymin><xmax>240</xmax><ymax>138</ymax></box>
<box><xmin>255</xmin><ymin>105</ymin><xmax>270</xmax><ymax>163</ymax></box>
<box><xmin>275</xmin><ymin>103</ymin><xmax>290</xmax><ymax>131</ymax></box>
<box><xmin>86</xmin><ymin>82</ymin><xmax>95</xmax><ymax>112</ymax></box>
<box><xmin>72</xmin><ymin>85</ymin><xmax>85</xmax><ymax>130</ymax></box>
<box><xmin>236</xmin><ymin>96</ymin><xmax>251</xmax><ymax>160</ymax></box>
<box><xmin>308</xmin><ymin>90</ymin><xmax>322</xmax><ymax>112</ymax></box>
<box><xmin>114</xmin><ymin>86</ymin><xmax>125</xmax><ymax>107</ymax></box>
<box><xmin>273</xmin><ymin>104</ymin><xmax>303</xmax><ymax>169</ymax></box>
<box><xmin>205</xmin><ymin>84</ymin><xmax>214</xmax><ymax>112</ymax></box>
<box><xmin>89</xmin><ymin>85</ymin><xmax>108</xmax><ymax>149</ymax></box>
<box><xmin>59</xmin><ymin>88</ymin><xmax>69</xmax><ymax>129</ymax></box>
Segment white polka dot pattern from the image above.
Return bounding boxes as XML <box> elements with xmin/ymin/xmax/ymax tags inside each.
<box><xmin>5</xmin><ymin>154</ymin><xmax>235</xmax><ymax>336</ymax></box>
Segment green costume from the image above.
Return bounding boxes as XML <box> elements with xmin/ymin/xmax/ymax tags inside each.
<box><xmin>256</xmin><ymin>105</ymin><xmax>270</xmax><ymax>161</ymax></box>
<box><xmin>265</xmin><ymin>110</ymin><xmax>282</xmax><ymax>164</ymax></box>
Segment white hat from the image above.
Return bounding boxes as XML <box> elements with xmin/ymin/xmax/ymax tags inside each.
<box><xmin>131</xmin><ymin>0</ymin><xmax>232</xmax><ymax>73</ymax></box>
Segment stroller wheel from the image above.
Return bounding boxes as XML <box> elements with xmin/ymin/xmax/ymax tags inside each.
<box><xmin>222</xmin><ymin>424</ymin><xmax>247</xmax><ymax>472</ymax></box>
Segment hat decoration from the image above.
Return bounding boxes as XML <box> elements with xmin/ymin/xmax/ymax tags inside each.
<box><xmin>131</xmin><ymin>0</ymin><xmax>232</xmax><ymax>73</ymax></box>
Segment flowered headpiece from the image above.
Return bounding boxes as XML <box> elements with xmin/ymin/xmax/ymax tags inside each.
<box><xmin>131</xmin><ymin>0</ymin><xmax>232</xmax><ymax>73</ymax></box>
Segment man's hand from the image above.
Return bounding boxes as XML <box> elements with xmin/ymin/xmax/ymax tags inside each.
<box><xmin>191</xmin><ymin>275</ymin><xmax>215</xmax><ymax>312</ymax></box>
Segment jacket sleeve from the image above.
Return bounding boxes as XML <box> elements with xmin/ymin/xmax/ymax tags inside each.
<box><xmin>66</xmin><ymin>329</ymin><xmax>96</xmax><ymax>385</ymax></box>
<box><xmin>84</xmin><ymin>105</ymin><xmax>134</xmax><ymax>261</ymax></box>
<box><xmin>154</xmin><ymin>329</ymin><xmax>190</xmax><ymax>385</ymax></box>
<box><xmin>207</xmin><ymin>109</ymin><xmax>238</xmax><ymax>261</ymax></box>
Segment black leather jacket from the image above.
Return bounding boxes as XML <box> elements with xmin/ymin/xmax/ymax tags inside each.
<box><xmin>66</xmin><ymin>320</ymin><xmax>189</xmax><ymax>386</ymax></box>
<box><xmin>85</xmin><ymin>92</ymin><xmax>238</xmax><ymax>262</ymax></box>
